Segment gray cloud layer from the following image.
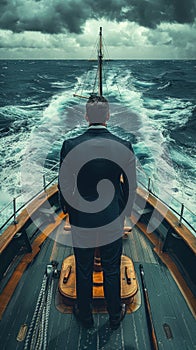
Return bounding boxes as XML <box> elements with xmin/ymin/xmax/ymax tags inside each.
<box><xmin>0</xmin><ymin>0</ymin><xmax>196</xmax><ymax>34</ymax></box>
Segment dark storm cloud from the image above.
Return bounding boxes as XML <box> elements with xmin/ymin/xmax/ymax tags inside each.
<box><xmin>172</xmin><ymin>0</ymin><xmax>196</xmax><ymax>23</ymax></box>
<box><xmin>120</xmin><ymin>0</ymin><xmax>196</xmax><ymax>28</ymax></box>
<box><xmin>0</xmin><ymin>0</ymin><xmax>195</xmax><ymax>34</ymax></box>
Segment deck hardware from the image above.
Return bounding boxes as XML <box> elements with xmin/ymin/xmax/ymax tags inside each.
<box><xmin>43</xmin><ymin>174</ymin><xmax>46</xmax><ymax>190</ymax></box>
<box><xmin>93</xmin><ymin>280</ymin><xmax>103</xmax><ymax>286</ymax></box>
<box><xmin>73</xmin><ymin>93</ymin><xmax>89</xmax><ymax>99</ymax></box>
<box><xmin>163</xmin><ymin>323</ymin><xmax>173</xmax><ymax>339</ymax></box>
<box><xmin>46</xmin><ymin>264</ymin><xmax>53</xmax><ymax>276</ymax></box>
<box><xmin>53</xmin><ymin>268</ymin><xmax>59</xmax><ymax>278</ymax></box>
<box><xmin>148</xmin><ymin>178</ymin><xmax>151</xmax><ymax>192</ymax></box>
<box><xmin>13</xmin><ymin>197</ymin><xmax>18</xmax><ymax>224</ymax></box>
<box><xmin>63</xmin><ymin>265</ymin><xmax>72</xmax><ymax>283</ymax></box>
<box><xmin>51</xmin><ymin>260</ymin><xmax>59</xmax><ymax>267</ymax></box>
<box><xmin>179</xmin><ymin>203</ymin><xmax>184</xmax><ymax>227</ymax></box>
<box><xmin>139</xmin><ymin>264</ymin><xmax>159</xmax><ymax>350</ymax></box>
<box><xmin>170</xmin><ymin>231</ymin><xmax>182</xmax><ymax>239</ymax></box>
<box><xmin>17</xmin><ymin>324</ymin><xmax>28</xmax><ymax>342</ymax></box>
<box><xmin>14</xmin><ymin>232</ymin><xmax>23</xmax><ymax>238</ymax></box>
<box><xmin>50</xmin><ymin>260</ymin><xmax>59</xmax><ymax>278</ymax></box>
<box><xmin>125</xmin><ymin>266</ymin><xmax>132</xmax><ymax>284</ymax></box>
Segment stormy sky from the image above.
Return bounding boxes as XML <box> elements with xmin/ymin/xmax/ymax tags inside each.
<box><xmin>0</xmin><ymin>0</ymin><xmax>196</xmax><ymax>59</ymax></box>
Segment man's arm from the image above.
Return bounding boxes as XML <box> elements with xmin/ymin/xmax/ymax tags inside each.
<box><xmin>58</xmin><ymin>141</ymin><xmax>67</xmax><ymax>213</ymax></box>
<box><xmin>122</xmin><ymin>143</ymin><xmax>137</xmax><ymax>217</ymax></box>
<box><xmin>59</xmin><ymin>140</ymin><xmax>77</xmax><ymax>214</ymax></box>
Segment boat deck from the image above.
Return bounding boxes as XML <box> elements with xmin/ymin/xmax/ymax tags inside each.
<box><xmin>0</xmin><ymin>216</ymin><xmax>195</xmax><ymax>350</ymax></box>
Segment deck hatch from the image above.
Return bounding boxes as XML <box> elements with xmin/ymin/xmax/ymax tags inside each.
<box><xmin>16</xmin><ymin>324</ymin><xmax>28</xmax><ymax>342</ymax></box>
<box><xmin>163</xmin><ymin>323</ymin><xmax>173</xmax><ymax>339</ymax></box>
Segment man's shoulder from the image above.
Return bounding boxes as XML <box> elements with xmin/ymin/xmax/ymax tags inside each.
<box><xmin>62</xmin><ymin>129</ymin><xmax>133</xmax><ymax>152</ymax></box>
<box><xmin>62</xmin><ymin>132</ymin><xmax>88</xmax><ymax>148</ymax></box>
<box><xmin>107</xmin><ymin>131</ymin><xmax>133</xmax><ymax>148</ymax></box>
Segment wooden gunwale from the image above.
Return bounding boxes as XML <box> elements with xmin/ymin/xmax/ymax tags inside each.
<box><xmin>134</xmin><ymin>188</ymin><xmax>196</xmax><ymax>317</ymax></box>
<box><xmin>1</xmin><ymin>185</ymin><xmax>195</xmax><ymax>256</ymax></box>
<box><xmin>0</xmin><ymin>184</ymin><xmax>58</xmax><ymax>254</ymax></box>
<box><xmin>136</xmin><ymin>187</ymin><xmax>196</xmax><ymax>254</ymax></box>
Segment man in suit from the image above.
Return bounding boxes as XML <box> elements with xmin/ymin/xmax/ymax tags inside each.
<box><xmin>58</xmin><ymin>95</ymin><xmax>137</xmax><ymax>329</ymax></box>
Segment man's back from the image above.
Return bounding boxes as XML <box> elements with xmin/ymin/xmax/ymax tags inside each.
<box><xmin>59</xmin><ymin>126</ymin><xmax>136</xmax><ymax>247</ymax></box>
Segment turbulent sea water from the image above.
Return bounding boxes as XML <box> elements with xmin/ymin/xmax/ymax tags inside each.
<box><xmin>0</xmin><ymin>59</ymin><xmax>195</xmax><ymax>231</ymax></box>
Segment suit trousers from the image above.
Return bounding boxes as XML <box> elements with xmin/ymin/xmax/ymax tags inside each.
<box><xmin>73</xmin><ymin>237</ymin><xmax>122</xmax><ymax>319</ymax></box>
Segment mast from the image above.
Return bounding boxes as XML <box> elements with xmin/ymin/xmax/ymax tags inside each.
<box><xmin>98</xmin><ymin>27</ymin><xmax>103</xmax><ymax>96</ymax></box>
<box><xmin>74</xmin><ymin>27</ymin><xmax>103</xmax><ymax>99</ymax></box>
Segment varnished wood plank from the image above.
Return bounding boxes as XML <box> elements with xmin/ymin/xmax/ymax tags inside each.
<box><xmin>59</xmin><ymin>254</ymin><xmax>138</xmax><ymax>302</ymax></box>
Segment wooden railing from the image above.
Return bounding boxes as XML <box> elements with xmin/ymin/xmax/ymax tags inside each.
<box><xmin>0</xmin><ymin>163</ymin><xmax>195</xmax><ymax>235</ymax></box>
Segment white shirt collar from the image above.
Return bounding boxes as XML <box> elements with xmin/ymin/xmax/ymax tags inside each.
<box><xmin>88</xmin><ymin>125</ymin><xmax>107</xmax><ymax>129</ymax></box>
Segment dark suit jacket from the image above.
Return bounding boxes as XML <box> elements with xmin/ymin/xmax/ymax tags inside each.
<box><xmin>58</xmin><ymin>126</ymin><xmax>137</xmax><ymax>243</ymax></box>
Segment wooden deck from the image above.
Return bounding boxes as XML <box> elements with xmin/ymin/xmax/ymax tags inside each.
<box><xmin>0</xmin><ymin>215</ymin><xmax>195</xmax><ymax>350</ymax></box>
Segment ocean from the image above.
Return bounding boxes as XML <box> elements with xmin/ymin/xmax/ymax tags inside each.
<box><xmin>0</xmin><ymin>59</ymin><xmax>195</xmax><ymax>232</ymax></box>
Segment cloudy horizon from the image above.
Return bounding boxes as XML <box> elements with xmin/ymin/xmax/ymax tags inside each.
<box><xmin>0</xmin><ymin>0</ymin><xmax>196</xmax><ymax>60</ymax></box>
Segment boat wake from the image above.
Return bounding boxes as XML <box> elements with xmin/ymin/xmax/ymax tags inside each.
<box><xmin>0</xmin><ymin>60</ymin><xmax>195</xmax><ymax>231</ymax></box>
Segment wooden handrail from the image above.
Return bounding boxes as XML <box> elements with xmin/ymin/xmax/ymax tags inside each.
<box><xmin>136</xmin><ymin>187</ymin><xmax>196</xmax><ymax>254</ymax></box>
<box><xmin>0</xmin><ymin>184</ymin><xmax>58</xmax><ymax>254</ymax></box>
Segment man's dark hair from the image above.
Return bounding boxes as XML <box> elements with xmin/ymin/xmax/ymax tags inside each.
<box><xmin>86</xmin><ymin>95</ymin><xmax>109</xmax><ymax>124</ymax></box>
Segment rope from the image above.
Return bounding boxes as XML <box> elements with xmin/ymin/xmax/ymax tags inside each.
<box><xmin>24</xmin><ymin>272</ymin><xmax>54</xmax><ymax>350</ymax></box>
<box><xmin>43</xmin><ymin>278</ymin><xmax>54</xmax><ymax>350</ymax></box>
<box><xmin>24</xmin><ymin>275</ymin><xmax>47</xmax><ymax>350</ymax></box>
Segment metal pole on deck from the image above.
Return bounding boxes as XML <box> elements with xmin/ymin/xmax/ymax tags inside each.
<box><xmin>179</xmin><ymin>203</ymin><xmax>184</xmax><ymax>227</ymax></box>
<box><xmin>139</xmin><ymin>264</ymin><xmax>159</xmax><ymax>350</ymax></box>
<box><xmin>43</xmin><ymin>174</ymin><xmax>46</xmax><ymax>191</ymax></box>
<box><xmin>148</xmin><ymin>178</ymin><xmax>151</xmax><ymax>192</ymax></box>
<box><xmin>13</xmin><ymin>197</ymin><xmax>18</xmax><ymax>224</ymax></box>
